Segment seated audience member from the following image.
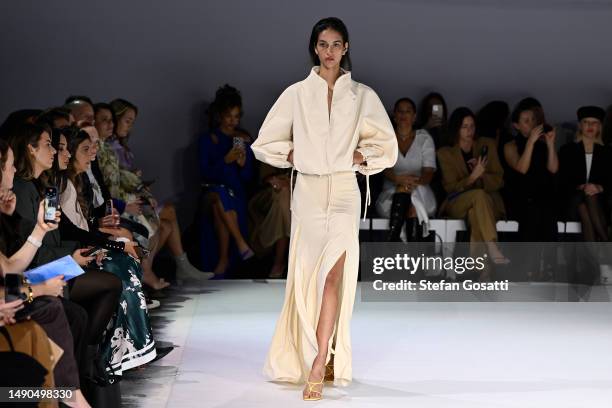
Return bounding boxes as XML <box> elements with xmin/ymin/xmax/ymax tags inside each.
<box><xmin>504</xmin><ymin>98</ymin><xmax>559</xmax><ymax>241</ymax></box>
<box><xmin>416</xmin><ymin>92</ymin><xmax>448</xmax><ymax>149</ymax></box>
<box><xmin>0</xmin><ymin>138</ymin><xmax>92</xmax><ymax>407</ymax></box>
<box><xmin>103</xmin><ymin>99</ymin><xmax>211</xmax><ymax>285</ymax></box>
<box><xmin>437</xmin><ymin>107</ymin><xmax>508</xmax><ymax>273</ymax></box>
<box><xmin>65</xmin><ymin>96</ymin><xmax>95</xmax><ymax>126</ymax></box>
<box><xmin>53</xmin><ymin>126</ymin><xmax>157</xmax><ymax>379</ymax></box>
<box><xmin>199</xmin><ymin>85</ymin><xmax>255</xmax><ymax>277</ymax></box>
<box><xmin>248</xmin><ymin>162</ymin><xmax>290</xmax><ymax>278</ymax></box>
<box><xmin>8</xmin><ymin>123</ymin><xmax>131</xmax><ymax>382</ymax></box>
<box><xmin>375</xmin><ymin>97</ymin><xmax>436</xmax><ymax>241</ymax></box>
<box><xmin>559</xmin><ymin>106</ymin><xmax>612</xmax><ymax>241</ymax></box>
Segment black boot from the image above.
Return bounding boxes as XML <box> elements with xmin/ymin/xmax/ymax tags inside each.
<box><xmin>406</xmin><ymin>217</ymin><xmax>423</xmax><ymax>242</ymax></box>
<box><xmin>387</xmin><ymin>193</ymin><xmax>411</xmax><ymax>242</ymax></box>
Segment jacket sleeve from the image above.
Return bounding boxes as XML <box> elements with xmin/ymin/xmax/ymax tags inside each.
<box><xmin>251</xmin><ymin>86</ymin><xmax>295</xmax><ymax>168</ymax></box>
<box><xmin>437</xmin><ymin>148</ymin><xmax>471</xmax><ymax>194</ymax></box>
<box><xmin>481</xmin><ymin>140</ymin><xmax>504</xmax><ymax>192</ymax></box>
<box><xmin>355</xmin><ymin>88</ymin><xmax>398</xmax><ymax>176</ymax></box>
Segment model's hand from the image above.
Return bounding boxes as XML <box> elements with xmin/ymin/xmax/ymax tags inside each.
<box><xmin>287</xmin><ymin>150</ymin><xmax>294</xmax><ymax>165</ymax></box>
<box><xmin>353</xmin><ymin>150</ymin><xmax>366</xmax><ymax>165</ymax></box>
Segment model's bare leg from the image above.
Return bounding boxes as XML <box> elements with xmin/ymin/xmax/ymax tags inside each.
<box><xmin>303</xmin><ymin>252</ymin><xmax>345</xmax><ymax>400</ymax></box>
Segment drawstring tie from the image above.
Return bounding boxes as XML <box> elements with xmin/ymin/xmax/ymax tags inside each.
<box><xmin>325</xmin><ymin>174</ymin><xmax>333</xmax><ymax>231</ymax></box>
<box><xmin>362</xmin><ymin>174</ymin><xmax>370</xmax><ymax>221</ymax></box>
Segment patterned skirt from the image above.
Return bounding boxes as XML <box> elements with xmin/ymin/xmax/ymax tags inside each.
<box><xmin>100</xmin><ymin>251</ymin><xmax>156</xmax><ymax>378</ymax></box>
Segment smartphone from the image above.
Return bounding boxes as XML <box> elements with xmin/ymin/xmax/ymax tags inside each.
<box><xmin>4</xmin><ymin>273</ymin><xmax>23</xmax><ymax>302</ymax></box>
<box><xmin>480</xmin><ymin>145</ymin><xmax>489</xmax><ymax>159</ymax></box>
<box><xmin>233</xmin><ymin>136</ymin><xmax>244</xmax><ymax>149</ymax></box>
<box><xmin>43</xmin><ymin>187</ymin><xmax>59</xmax><ymax>223</ymax></box>
<box><xmin>105</xmin><ymin>199</ymin><xmax>114</xmax><ymax>216</ymax></box>
<box><xmin>83</xmin><ymin>247</ymin><xmax>106</xmax><ymax>257</ymax></box>
<box><xmin>542</xmin><ymin>124</ymin><xmax>553</xmax><ymax>134</ymax></box>
<box><xmin>432</xmin><ymin>104</ymin><xmax>443</xmax><ymax>120</ymax></box>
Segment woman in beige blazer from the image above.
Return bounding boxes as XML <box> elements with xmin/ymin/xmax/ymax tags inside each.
<box><xmin>251</xmin><ymin>17</ymin><xmax>397</xmax><ymax>400</ymax></box>
<box><xmin>437</xmin><ymin>107</ymin><xmax>508</xmax><ymax>272</ymax></box>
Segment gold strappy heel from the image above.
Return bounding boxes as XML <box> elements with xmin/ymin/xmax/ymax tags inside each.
<box><xmin>303</xmin><ymin>376</ymin><xmax>324</xmax><ymax>401</ymax></box>
<box><xmin>324</xmin><ymin>363</ymin><xmax>334</xmax><ymax>383</ymax></box>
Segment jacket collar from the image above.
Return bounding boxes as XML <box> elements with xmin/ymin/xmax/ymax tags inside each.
<box><xmin>306</xmin><ymin>66</ymin><xmax>353</xmax><ymax>93</ymax></box>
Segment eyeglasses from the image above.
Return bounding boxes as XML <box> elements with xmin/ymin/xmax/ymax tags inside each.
<box><xmin>316</xmin><ymin>41</ymin><xmax>346</xmax><ymax>53</ymax></box>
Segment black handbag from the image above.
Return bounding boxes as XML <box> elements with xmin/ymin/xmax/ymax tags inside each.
<box><xmin>0</xmin><ymin>326</ymin><xmax>49</xmax><ymax>388</ymax></box>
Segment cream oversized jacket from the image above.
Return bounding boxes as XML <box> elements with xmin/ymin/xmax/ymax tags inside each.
<box><xmin>251</xmin><ymin>67</ymin><xmax>398</xmax><ymax>216</ymax></box>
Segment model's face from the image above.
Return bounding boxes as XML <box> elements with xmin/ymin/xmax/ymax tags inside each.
<box><xmin>1</xmin><ymin>148</ymin><xmax>16</xmax><ymax>191</ymax></box>
<box><xmin>394</xmin><ymin>101</ymin><xmax>416</xmax><ymax>129</ymax></box>
<box><xmin>315</xmin><ymin>29</ymin><xmax>347</xmax><ymax>70</ymax></box>
<box><xmin>458</xmin><ymin>116</ymin><xmax>476</xmax><ymax>146</ymax></box>
<box><xmin>95</xmin><ymin>108</ymin><xmax>114</xmax><ymax>140</ymax></box>
<box><xmin>220</xmin><ymin>107</ymin><xmax>241</xmax><ymax>132</ymax></box>
<box><xmin>580</xmin><ymin>118</ymin><xmax>602</xmax><ymax>140</ymax></box>
<box><xmin>514</xmin><ymin>110</ymin><xmax>536</xmax><ymax>137</ymax></box>
<box><xmin>57</xmin><ymin>134</ymin><xmax>71</xmax><ymax>171</ymax></box>
<box><xmin>116</xmin><ymin>108</ymin><xmax>136</xmax><ymax>138</ymax></box>
<box><xmin>83</xmin><ymin>126</ymin><xmax>100</xmax><ymax>160</ymax></box>
<box><xmin>72</xmin><ymin>103</ymin><xmax>95</xmax><ymax>125</ymax></box>
<box><xmin>73</xmin><ymin>138</ymin><xmax>92</xmax><ymax>174</ymax></box>
<box><xmin>29</xmin><ymin>131</ymin><xmax>56</xmax><ymax>171</ymax></box>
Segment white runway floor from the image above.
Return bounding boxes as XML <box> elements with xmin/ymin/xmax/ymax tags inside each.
<box><xmin>125</xmin><ymin>280</ymin><xmax>612</xmax><ymax>408</ymax></box>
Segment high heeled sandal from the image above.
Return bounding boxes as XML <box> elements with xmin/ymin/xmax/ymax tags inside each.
<box><xmin>303</xmin><ymin>377</ymin><xmax>324</xmax><ymax>401</ymax></box>
<box><xmin>324</xmin><ymin>363</ymin><xmax>334</xmax><ymax>383</ymax></box>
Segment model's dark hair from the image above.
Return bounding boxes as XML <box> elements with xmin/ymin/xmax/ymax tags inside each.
<box><xmin>416</xmin><ymin>92</ymin><xmax>448</xmax><ymax>128</ymax></box>
<box><xmin>448</xmin><ymin>107</ymin><xmax>477</xmax><ymax>145</ymax></box>
<box><xmin>309</xmin><ymin>17</ymin><xmax>352</xmax><ymax>71</ymax></box>
<box><xmin>8</xmin><ymin>123</ymin><xmax>52</xmax><ymax>182</ymax></box>
<box><xmin>66</xmin><ymin>127</ymin><xmax>92</xmax><ymax>219</ymax></box>
<box><xmin>0</xmin><ymin>139</ymin><xmax>10</xmax><ymax>185</ymax></box>
<box><xmin>207</xmin><ymin>84</ymin><xmax>242</xmax><ymax>129</ymax></box>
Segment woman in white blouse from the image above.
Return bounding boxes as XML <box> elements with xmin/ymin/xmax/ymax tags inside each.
<box><xmin>251</xmin><ymin>17</ymin><xmax>397</xmax><ymax>400</ymax></box>
<box><xmin>376</xmin><ymin>98</ymin><xmax>437</xmax><ymax>241</ymax></box>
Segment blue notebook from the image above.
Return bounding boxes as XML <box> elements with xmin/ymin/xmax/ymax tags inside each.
<box><xmin>24</xmin><ymin>255</ymin><xmax>85</xmax><ymax>284</ymax></box>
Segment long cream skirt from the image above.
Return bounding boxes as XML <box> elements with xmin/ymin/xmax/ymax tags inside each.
<box><xmin>263</xmin><ymin>171</ymin><xmax>361</xmax><ymax>386</ymax></box>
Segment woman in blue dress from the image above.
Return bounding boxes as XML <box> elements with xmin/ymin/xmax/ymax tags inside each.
<box><xmin>199</xmin><ymin>85</ymin><xmax>254</xmax><ymax>276</ymax></box>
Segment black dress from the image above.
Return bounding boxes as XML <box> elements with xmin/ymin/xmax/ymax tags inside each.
<box><xmin>506</xmin><ymin>135</ymin><xmax>558</xmax><ymax>241</ymax></box>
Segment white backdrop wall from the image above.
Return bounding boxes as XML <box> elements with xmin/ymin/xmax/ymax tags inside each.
<box><xmin>1</xmin><ymin>0</ymin><xmax>611</xmax><ymax>224</ymax></box>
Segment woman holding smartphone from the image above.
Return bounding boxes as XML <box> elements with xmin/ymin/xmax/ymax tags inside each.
<box><xmin>199</xmin><ymin>85</ymin><xmax>255</xmax><ymax>276</ymax></box>
<box><xmin>252</xmin><ymin>17</ymin><xmax>397</xmax><ymax>400</ymax></box>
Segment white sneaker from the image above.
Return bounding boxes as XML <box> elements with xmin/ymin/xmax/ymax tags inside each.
<box><xmin>146</xmin><ymin>299</ymin><xmax>161</xmax><ymax>310</ymax></box>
